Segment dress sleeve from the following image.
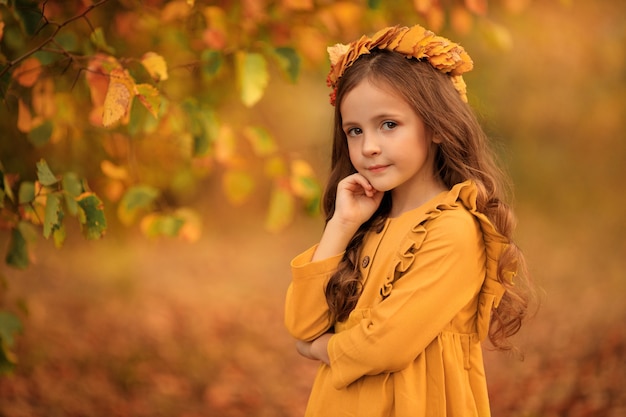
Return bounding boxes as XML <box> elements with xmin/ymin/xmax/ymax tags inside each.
<box><xmin>327</xmin><ymin>210</ymin><xmax>486</xmax><ymax>389</ymax></box>
<box><xmin>284</xmin><ymin>245</ymin><xmax>344</xmax><ymax>341</ymax></box>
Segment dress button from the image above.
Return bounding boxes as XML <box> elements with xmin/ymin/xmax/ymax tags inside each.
<box><xmin>361</xmin><ymin>256</ymin><xmax>370</xmax><ymax>268</ymax></box>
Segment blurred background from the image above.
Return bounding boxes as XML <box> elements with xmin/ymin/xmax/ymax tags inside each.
<box><xmin>0</xmin><ymin>0</ymin><xmax>624</xmax><ymax>416</ymax></box>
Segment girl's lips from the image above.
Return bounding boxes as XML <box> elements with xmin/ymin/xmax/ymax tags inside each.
<box><xmin>367</xmin><ymin>165</ymin><xmax>389</xmax><ymax>173</ymax></box>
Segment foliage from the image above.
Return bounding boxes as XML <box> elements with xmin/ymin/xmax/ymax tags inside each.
<box><xmin>0</xmin><ymin>0</ymin><xmax>526</xmax><ymax>373</ymax></box>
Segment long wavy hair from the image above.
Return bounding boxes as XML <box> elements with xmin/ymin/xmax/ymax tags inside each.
<box><xmin>323</xmin><ymin>50</ymin><xmax>533</xmax><ymax>351</ymax></box>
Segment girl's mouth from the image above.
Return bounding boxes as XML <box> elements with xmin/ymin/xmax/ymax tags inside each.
<box><xmin>367</xmin><ymin>165</ymin><xmax>389</xmax><ymax>173</ymax></box>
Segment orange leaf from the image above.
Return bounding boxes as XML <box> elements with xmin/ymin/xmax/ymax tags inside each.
<box><xmin>161</xmin><ymin>0</ymin><xmax>192</xmax><ymax>22</ymax></box>
<box><xmin>413</xmin><ymin>0</ymin><xmax>434</xmax><ymax>14</ymax></box>
<box><xmin>13</xmin><ymin>57</ymin><xmax>42</xmax><ymax>87</ymax></box>
<box><xmin>281</xmin><ymin>0</ymin><xmax>314</xmax><ymax>11</ymax></box>
<box><xmin>214</xmin><ymin>125</ymin><xmax>238</xmax><ymax>166</ymax></box>
<box><xmin>451</xmin><ymin>6</ymin><xmax>474</xmax><ymax>35</ymax></box>
<box><xmin>202</xmin><ymin>6</ymin><xmax>228</xmax><ymax>49</ymax></box>
<box><xmin>425</xmin><ymin>5</ymin><xmax>445</xmax><ymax>32</ymax></box>
<box><xmin>465</xmin><ymin>0</ymin><xmax>488</xmax><ymax>16</ymax></box>
<box><xmin>17</xmin><ymin>99</ymin><xmax>33</xmax><ymax>133</ymax></box>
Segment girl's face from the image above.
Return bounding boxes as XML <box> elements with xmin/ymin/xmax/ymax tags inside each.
<box><xmin>340</xmin><ymin>78</ymin><xmax>442</xmax><ymax>212</ymax></box>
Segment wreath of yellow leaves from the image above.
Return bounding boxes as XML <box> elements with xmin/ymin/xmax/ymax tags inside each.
<box><xmin>326</xmin><ymin>24</ymin><xmax>474</xmax><ymax>106</ymax></box>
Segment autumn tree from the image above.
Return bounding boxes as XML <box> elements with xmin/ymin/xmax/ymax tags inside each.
<box><xmin>0</xmin><ymin>0</ymin><xmax>520</xmax><ymax>372</ymax></box>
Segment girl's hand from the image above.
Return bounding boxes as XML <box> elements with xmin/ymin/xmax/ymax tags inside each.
<box><xmin>333</xmin><ymin>173</ymin><xmax>384</xmax><ymax>228</ymax></box>
<box><xmin>295</xmin><ymin>333</ymin><xmax>332</xmax><ymax>365</ymax></box>
<box><xmin>311</xmin><ymin>173</ymin><xmax>383</xmax><ymax>261</ymax></box>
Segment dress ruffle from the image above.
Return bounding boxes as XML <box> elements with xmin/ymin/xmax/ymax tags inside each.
<box><xmin>380</xmin><ymin>180</ymin><xmax>515</xmax><ymax>340</ymax></box>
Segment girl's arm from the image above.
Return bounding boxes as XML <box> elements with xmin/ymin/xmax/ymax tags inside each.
<box><xmin>327</xmin><ymin>210</ymin><xmax>486</xmax><ymax>389</ymax></box>
<box><xmin>295</xmin><ymin>334</ymin><xmax>332</xmax><ymax>365</ymax></box>
<box><xmin>285</xmin><ymin>173</ymin><xmax>383</xmax><ymax>341</ymax></box>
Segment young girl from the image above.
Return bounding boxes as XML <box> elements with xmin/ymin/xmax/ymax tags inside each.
<box><xmin>285</xmin><ymin>25</ymin><xmax>531</xmax><ymax>416</ymax></box>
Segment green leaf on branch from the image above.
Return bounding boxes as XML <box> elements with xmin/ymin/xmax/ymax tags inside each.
<box><xmin>135</xmin><ymin>83</ymin><xmax>161</xmax><ymax>119</ymax></box>
<box><xmin>18</xmin><ymin>181</ymin><xmax>35</xmax><ymax>204</ymax></box>
<box><xmin>62</xmin><ymin>173</ymin><xmax>83</xmax><ymax>216</ymax></box>
<box><xmin>243</xmin><ymin>126</ymin><xmax>277</xmax><ymax>157</ymax></box>
<box><xmin>140</xmin><ymin>213</ymin><xmax>185</xmax><ymax>239</ymax></box>
<box><xmin>5</xmin><ymin>226</ymin><xmax>29</xmax><ymax>269</ymax></box>
<box><xmin>27</xmin><ymin>120</ymin><xmax>53</xmax><ymax>147</ymax></box>
<box><xmin>117</xmin><ymin>185</ymin><xmax>159</xmax><ymax>226</ymax></box>
<box><xmin>43</xmin><ymin>193</ymin><xmax>63</xmax><ymax>239</ymax></box>
<box><xmin>201</xmin><ymin>50</ymin><xmax>223</xmax><ymax>79</ymax></box>
<box><xmin>90</xmin><ymin>27</ymin><xmax>115</xmax><ymax>54</ymax></box>
<box><xmin>235</xmin><ymin>52</ymin><xmax>269</xmax><ymax>107</ymax></box>
<box><xmin>0</xmin><ymin>311</ymin><xmax>22</xmax><ymax>374</ymax></box>
<box><xmin>274</xmin><ymin>47</ymin><xmax>301</xmax><ymax>83</ymax></box>
<box><xmin>193</xmin><ymin>110</ymin><xmax>219</xmax><ymax>157</ymax></box>
<box><xmin>36</xmin><ymin>159</ymin><xmax>58</xmax><ymax>186</ymax></box>
<box><xmin>77</xmin><ymin>193</ymin><xmax>107</xmax><ymax>239</ymax></box>
<box><xmin>265</xmin><ymin>185</ymin><xmax>294</xmax><ymax>233</ymax></box>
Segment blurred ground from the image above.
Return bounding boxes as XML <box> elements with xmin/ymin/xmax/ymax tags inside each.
<box><xmin>0</xmin><ymin>198</ymin><xmax>625</xmax><ymax>416</ymax></box>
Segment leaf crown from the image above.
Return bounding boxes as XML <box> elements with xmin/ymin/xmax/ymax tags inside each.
<box><xmin>326</xmin><ymin>24</ymin><xmax>474</xmax><ymax>106</ymax></box>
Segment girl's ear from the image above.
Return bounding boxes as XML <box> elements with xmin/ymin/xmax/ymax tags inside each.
<box><xmin>430</xmin><ymin>130</ymin><xmax>442</xmax><ymax>144</ymax></box>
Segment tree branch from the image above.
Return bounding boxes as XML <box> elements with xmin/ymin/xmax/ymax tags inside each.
<box><xmin>0</xmin><ymin>0</ymin><xmax>111</xmax><ymax>79</ymax></box>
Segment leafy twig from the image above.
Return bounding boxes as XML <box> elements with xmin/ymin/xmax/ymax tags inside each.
<box><xmin>0</xmin><ymin>0</ymin><xmax>111</xmax><ymax>79</ymax></box>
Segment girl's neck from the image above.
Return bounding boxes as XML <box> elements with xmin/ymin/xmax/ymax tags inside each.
<box><xmin>389</xmin><ymin>179</ymin><xmax>447</xmax><ymax>218</ymax></box>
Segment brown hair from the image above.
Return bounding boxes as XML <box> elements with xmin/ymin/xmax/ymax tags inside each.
<box><xmin>323</xmin><ymin>50</ymin><xmax>532</xmax><ymax>351</ymax></box>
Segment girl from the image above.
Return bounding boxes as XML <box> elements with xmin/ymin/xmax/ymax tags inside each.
<box><xmin>285</xmin><ymin>25</ymin><xmax>531</xmax><ymax>417</ymax></box>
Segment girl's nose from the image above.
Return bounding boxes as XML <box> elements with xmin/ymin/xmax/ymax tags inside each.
<box><xmin>362</xmin><ymin>133</ymin><xmax>381</xmax><ymax>156</ymax></box>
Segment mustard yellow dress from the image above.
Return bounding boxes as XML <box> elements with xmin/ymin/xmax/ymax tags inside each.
<box><xmin>284</xmin><ymin>181</ymin><xmax>509</xmax><ymax>417</ymax></box>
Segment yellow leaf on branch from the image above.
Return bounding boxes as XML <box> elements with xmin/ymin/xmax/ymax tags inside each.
<box><xmin>235</xmin><ymin>51</ymin><xmax>269</xmax><ymax>107</ymax></box>
<box><xmin>265</xmin><ymin>184</ymin><xmax>294</xmax><ymax>233</ymax></box>
<box><xmin>102</xmin><ymin>68</ymin><xmax>135</xmax><ymax>127</ymax></box>
<box><xmin>222</xmin><ymin>169</ymin><xmax>254</xmax><ymax>205</ymax></box>
<box><xmin>141</xmin><ymin>52</ymin><xmax>168</xmax><ymax>81</ymax></box>
<box><xmin>100</xmin><ymin>160</ymin><xmax>129</xmax><ymax>180</ymax></box>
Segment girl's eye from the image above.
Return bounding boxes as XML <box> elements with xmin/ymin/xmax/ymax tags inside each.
<box><xmin>346</xmin><ymin>127</ymin><xmax>362</xmax><ymax>137</ymax></box>
<box><xmin>382</xmin><ymin>121</ymin><xmax>397</xmax><ymax>130</ymax></box>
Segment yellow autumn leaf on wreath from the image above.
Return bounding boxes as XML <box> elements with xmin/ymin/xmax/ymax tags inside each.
<box><xmin>235</xmin><ymin>51</ymin><xmax>269</xmax><ymax>107</ymax></box>
<box><xmin>141</xmin><ymin>52</ymin><xmax>168</xmax><ymax>81</ymax></box>
<box><xmin>102</xmin><ymin>68</ymin><xmax>135</xmax><ymax>127</ymax></box>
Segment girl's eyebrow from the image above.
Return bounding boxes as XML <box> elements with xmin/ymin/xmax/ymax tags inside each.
<box><xmin>342</xmin><ymin>113</ymin><xmax>400</xmax><ymax>127</ymax></box>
